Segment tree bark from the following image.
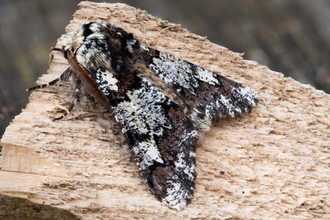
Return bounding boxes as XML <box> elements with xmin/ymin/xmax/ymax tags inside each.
<box><xmin>1</xmin><ymin>1</ymin><xmax>330</xmax><ymax>219</ymax></box>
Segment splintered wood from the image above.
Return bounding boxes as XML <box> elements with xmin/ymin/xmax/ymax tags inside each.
<box><xmin>1</xmin><ymin>1</ymin><xmax>330</xmax><ymax>219</ymax></box>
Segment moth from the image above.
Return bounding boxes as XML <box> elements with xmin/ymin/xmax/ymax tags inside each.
<box><xmin>28</xmin><ymin>21</ymin><xmax>258</xmax><ymax>210</ymax></box>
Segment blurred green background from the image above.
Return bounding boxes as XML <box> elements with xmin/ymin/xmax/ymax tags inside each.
<box><xmin>1</xmin><ymin>0</ymin><xmax>330</xmax><ymax>138</ymax></box>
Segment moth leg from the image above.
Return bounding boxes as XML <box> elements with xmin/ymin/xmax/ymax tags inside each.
<box><xmin>51</xmin><ymin>47</ymin><xmax>62</xmax><ymax>52</ymax></box>
<box><xmin>53</xmin><ymin>78</ymin><xmax>82</xmax><ymax>121</ymax></box>
<box><xmin>26</xmin><ymin>67</ymin><xmax>72</xmax><ymax>92</ymax></box>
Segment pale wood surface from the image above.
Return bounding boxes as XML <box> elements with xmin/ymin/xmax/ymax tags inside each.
<box><xmin>1</xmin><ymin>1</ymin><xmax>330</xmax><ymax>219</ymax></box>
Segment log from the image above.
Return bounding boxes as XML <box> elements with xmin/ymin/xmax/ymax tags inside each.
<box><xmin>1</xmin><ymin>1</ymin><xmax>330</xmax><ymax>219</ymax></box>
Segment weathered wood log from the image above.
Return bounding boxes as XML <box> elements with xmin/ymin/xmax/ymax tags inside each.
<box><xmin>1</xmin><ymin>1</ymin><xmax>330</xmax><ymax>219</ymax></box>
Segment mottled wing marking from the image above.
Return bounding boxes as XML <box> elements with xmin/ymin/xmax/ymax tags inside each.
<box><xmin>95</xmin><ymin>68</ymin><xmax>198</xmax><ymax>210</ymax></box>
<box><xmin>63</xmin><ymin>22</ymin><xmax>200</xmax><ymax>209</ymax></box>
<box><xmin>141</xmin><ymin>49</ymin><xmax>258</xmax><ymax>129</ymax></box>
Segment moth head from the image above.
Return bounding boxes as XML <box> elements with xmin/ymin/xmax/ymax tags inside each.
<box><xmin>61</xmin><ymin>25</ymin><xmax>85</xmax><ymax>59</ymax></box>
<box><xmin>60</xmin><ymin>22</ymin><xmax>106</xmax><ymax>60</ymax></box>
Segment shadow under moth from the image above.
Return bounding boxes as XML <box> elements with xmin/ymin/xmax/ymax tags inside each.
<box><xmin>28</xmin><ymin>21</ymin><xmax>258</xmax><ymax>210</ymax></box>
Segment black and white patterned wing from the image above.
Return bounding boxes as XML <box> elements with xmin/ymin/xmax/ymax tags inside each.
<box><xmin>138</xmin><ymin>49</ymin><xmax>258</xmax><ymax>130</ymax></box>
<box><xmin>63</xmin><ymin>22</ymin><xmax>199</xmax><ymax>210</ymax></box>
<box><xmin>107</xmin><ymin>72</ymin><xmax>198</xmax><ymax>210</ymax></box>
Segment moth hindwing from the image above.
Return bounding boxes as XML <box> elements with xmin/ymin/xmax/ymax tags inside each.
<box><xmin>28</xmin><ymin>21</ymin><xmax>258</xmax><ymax>210</ymax></box>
